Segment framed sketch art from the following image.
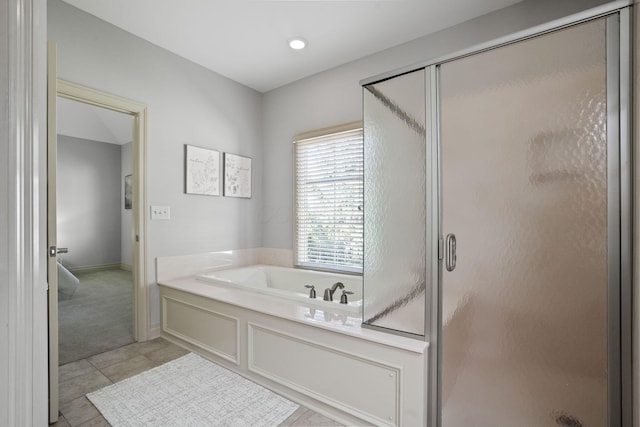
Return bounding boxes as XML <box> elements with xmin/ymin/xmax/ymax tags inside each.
<box><xmin>224</xmin><ymin>153</ymin><xmax>252</xmax><ymax>198</ymax></box>
<box><xmin>124</xmin><ymin>174</ymin><xmax>132</xmax><ymax>209</ymax></box>
<box><xmin>184</xmin><ymin>145</ymin><xmax>220</xmax><ymax>196</ymax></box>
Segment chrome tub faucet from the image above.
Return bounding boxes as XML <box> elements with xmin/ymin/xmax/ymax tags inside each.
<box><xmin>323</xmin><ymin>282</ymin><xmax>344</xmax><ymax>301</ymax></box>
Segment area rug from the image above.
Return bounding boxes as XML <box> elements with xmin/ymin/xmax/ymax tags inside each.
<box><xmin>87</xmin><ymin>353</ymin><xmax>299</xmax><ymax>426</ymax></box>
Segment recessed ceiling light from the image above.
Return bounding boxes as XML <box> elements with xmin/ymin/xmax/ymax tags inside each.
<box><xmin>288</xmin><ymin>38</ymin><xmax>306</xmax><ymax>50</ymax></box>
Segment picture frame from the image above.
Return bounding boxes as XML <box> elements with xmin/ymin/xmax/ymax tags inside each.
<box><xmin>223</xmin><ymin>153</ymin><xmax>252</xmax><ymax>198</ymax></box>
<box><xmin>124</xmin><ymin>174</ymin><xmax>132</xmax><ymax>209</ymax></box>
<box><xmin>184</xmin><ymin>144</ymin><xmax>220</xmax><ymax>196</ymax></box>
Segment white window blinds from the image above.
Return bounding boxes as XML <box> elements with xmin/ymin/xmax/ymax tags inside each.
<box><xmin>294</xmin><ymin>127</ymin><xmax>364</xmax><ymax>273</ymax></box>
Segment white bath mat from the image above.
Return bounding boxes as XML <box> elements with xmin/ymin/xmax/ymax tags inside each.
<box><xmin>87</xmin><ymin>353</ymin><xmax>299</xmax><ymax>426</ymax></box>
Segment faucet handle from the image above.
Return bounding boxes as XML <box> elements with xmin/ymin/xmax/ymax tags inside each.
<box><xmin>304</xmin><ymin>284</ymin><xmax>316</xmax><ymax>299</ymax></box>
<box><xmin>340</xmin><ymin>290</ymin><xmax>354</xmax><ymax>304</ymax></box>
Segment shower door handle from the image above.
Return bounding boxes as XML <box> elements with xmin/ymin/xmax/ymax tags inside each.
<box><xmin>445</xmin><ymin>233</ymin><xmax>457</xmax><ymax>272</ymax></box>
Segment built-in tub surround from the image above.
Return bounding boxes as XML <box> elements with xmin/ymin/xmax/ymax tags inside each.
<box><xmin>150</xmin><ymin>248</ymin><xmax>294</xmax><ymax>336</ymax></box>
<box><xmin>155</xmin><ymin>248</ymin><xmax>294</xmax><ymax>282</ymax></box>
<box><xmin>157</xmin><ymin>253</ymin><xmax>427</xmax><ymax>426</ymax></box>
<box><xmin>197</xmin><ymin>265</ymin><xmax>362</xmax><ymax>315</ymax></box>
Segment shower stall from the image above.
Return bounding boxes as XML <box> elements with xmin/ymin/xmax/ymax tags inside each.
<box><xmin>362</xmin><ymin>6</ymin><xmax>632</xmax><ymax>427</ymax></box>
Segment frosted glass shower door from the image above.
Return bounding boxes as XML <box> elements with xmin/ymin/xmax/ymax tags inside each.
<box><xmin>440</xmin><ymin>18</ymin><xmax>609</xmax><ymax>426</ymax></box>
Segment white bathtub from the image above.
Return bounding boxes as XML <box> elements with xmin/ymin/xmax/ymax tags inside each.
<box><xmin>196</xmin><ymin>265</ymin><xmax>362</xmax><ymax>315</ymax></box>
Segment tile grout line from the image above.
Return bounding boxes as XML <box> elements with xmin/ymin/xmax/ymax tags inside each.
<box><xmin>280</xmin><ymin>408</ymin><xmax>311</xmax><ymax>426</ymax></box>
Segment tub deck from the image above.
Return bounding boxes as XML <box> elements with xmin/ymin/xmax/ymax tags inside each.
<box><xmin>196</xmin><ymin>265</ymin><xmax>363</xmax><ymax>315</ymax></box>
<box><xmin>159</xmin><ymin>276</ymin><xmax>427</xmax><ymax>353</ymax></box>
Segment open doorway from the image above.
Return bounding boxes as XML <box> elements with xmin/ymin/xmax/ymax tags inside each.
<box><xmin>56</xmin><ymin>96</ymin><xmax>135</xmax><ymax>364</ymax></box>
<box><xmin>48</xmin><ymin>75</ymin><xmax>149</xmax><ymax>423</ymax></box>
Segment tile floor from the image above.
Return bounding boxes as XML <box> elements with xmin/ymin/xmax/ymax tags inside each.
<box><xmin>51</xmin><ymin>337</ymin><xmax>342</xmax><ymax>427</ymax></box>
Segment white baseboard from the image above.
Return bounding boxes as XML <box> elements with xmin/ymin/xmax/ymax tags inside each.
<box><xmin>120</xmin><ymin>263</ymin><xmax>132</xmax><ymax>271</ymax></box>
<box><xmin>68</xmin><ymin>263</ymin><xmax>121</xmax><ymax>274</ymax></box>
<box><xmin>148</xmin><ymin>324</ymin><xmax>161</xmax><ymax>340</ymax></box>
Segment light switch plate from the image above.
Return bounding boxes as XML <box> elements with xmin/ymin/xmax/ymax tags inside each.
<box><xmin>150</xmin><ymin>205</ymin><xmax>171</xmax><ymax>220</ymax></box>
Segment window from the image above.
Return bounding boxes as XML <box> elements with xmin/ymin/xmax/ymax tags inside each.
<box><xmin>294</xmin><ymin>125</ymin><xmax>364</xmax><ymax>273</ymax></box>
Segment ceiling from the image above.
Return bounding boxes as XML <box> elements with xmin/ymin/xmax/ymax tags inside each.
<box><xmin>61</xmin><ymin>0</ymin><xmax>522</xmax><ymax>93</ymax></box>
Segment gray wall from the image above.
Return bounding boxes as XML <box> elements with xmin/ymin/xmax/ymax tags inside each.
<box><xmin>261</xmin><ymin>0</ymin><xmax>616</xmax><ymax>249</ymax></box>
<box><xmin>49</xmin><ymin>0</ymin><xmax>263</xmax><ymax>325</ymax></box>
<box><xmin>121</xmin><ymin>141</ymin><xmax>133</xmax><ymax>267</ymax></box>
<box><xmin>57</xmin><ymin>135</ymin><xmax>122</xmax><ymax>268</ymax></box>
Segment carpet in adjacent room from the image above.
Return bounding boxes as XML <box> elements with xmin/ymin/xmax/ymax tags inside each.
<box><xmin>58</xmin><ymin>268</ymin><xmax>134</xmax><ymax>364</ymax></box>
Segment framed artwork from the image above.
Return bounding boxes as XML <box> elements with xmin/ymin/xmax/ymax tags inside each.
<box><xmin>184</xmin><ymin>144</ymin><xmax>220</xmax><ymax>196</ymax></box>
<box><xmin>124</xmin><ymin>174</ymin><xmax>132</xmax><ymax>209</ymax></box>
<box><xmin>224</xmin><ymin>153</ymin><xmax>252</xmax><ymax>198</ymax></box>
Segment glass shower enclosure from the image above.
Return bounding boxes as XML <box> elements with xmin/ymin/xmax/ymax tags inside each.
<box><xmin>362</xmin><ymin>9</ymin><xmax>631</xmax><ymax>427</ymax></box>
<box><xmin>439</xmin><ymin>17</ymin><xmax>609</xmax><ymax>427</ymax></box>
<box><xmin>363</xmin><ymin>69</ymin><xmax>428</xmax><ymax>337</ymax></box>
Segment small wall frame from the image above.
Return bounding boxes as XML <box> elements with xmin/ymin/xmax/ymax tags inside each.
<box><xmin>224</xmin><ymin>153</ymin><xmax>252</xmax><ymax>198</ymax></box>
<box><xmin>124</xmin><ymin>174</ymin><xmax>132</xmax><ymax>209</ymax></box>
<box><xmin>184</xmin><ymin>144</ymin><xmax>220</xmax><ymax>196</ymax></box>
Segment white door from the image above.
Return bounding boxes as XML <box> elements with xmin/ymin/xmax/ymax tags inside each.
<box><xmin>47</xmin><ymin>43</ymin><xmax>59</xmax><ymax>424</ymax></box>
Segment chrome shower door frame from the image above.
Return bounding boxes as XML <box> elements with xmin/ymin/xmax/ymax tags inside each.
<box><xmin>612</xmin><ymin>8</ymin><xmax>633</xmax><ymax>427</ymax></box>
<box><xmin>430</xmin><ymin>7</ymin><xmax>633</xmax><ymax>427</ymax></box>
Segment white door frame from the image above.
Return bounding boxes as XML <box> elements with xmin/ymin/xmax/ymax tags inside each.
<box><xmin>55</xmin><ymin>79</ymin><xmax>149</xmax><ymax>342</ymax></box>
<box><xmin>48</xmin><ymin>78</ymin><xmax>149</xmax><ymax>422</ymax></box>
<box><xmin>47</xmin><ymin>43</ymin><xmax>59</xmax><ymax>424</ymax></box>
